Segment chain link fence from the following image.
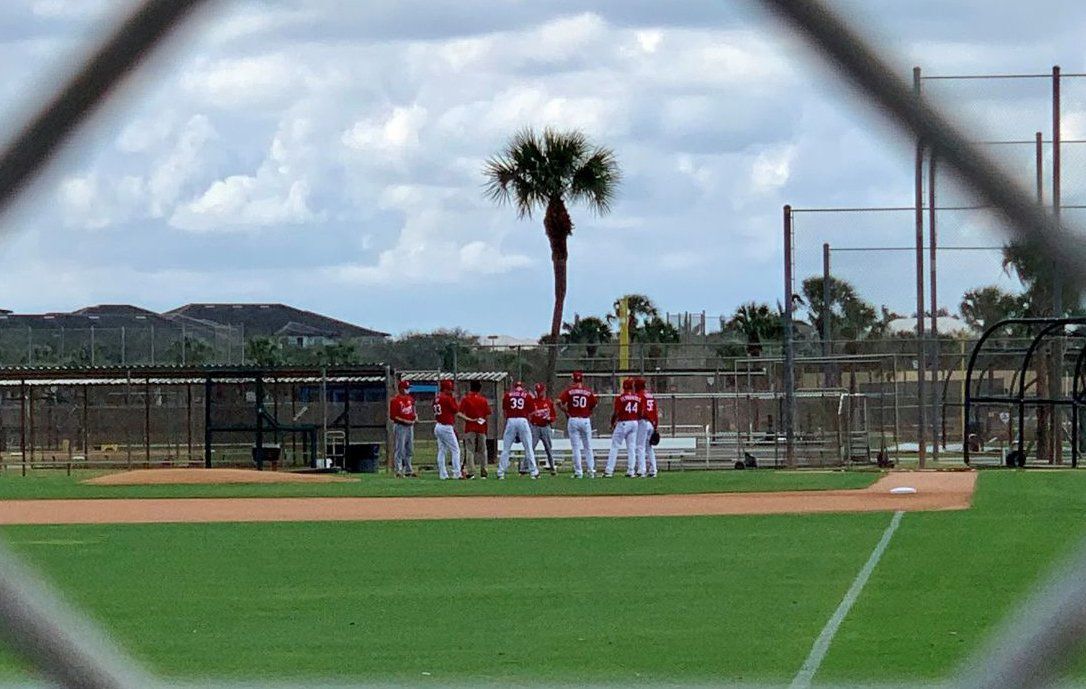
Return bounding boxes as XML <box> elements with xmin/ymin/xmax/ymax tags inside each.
<box><xmin>0</xmin><ymin>0</ymin><xmax>1085</xmax><ymax>688</ymax></box>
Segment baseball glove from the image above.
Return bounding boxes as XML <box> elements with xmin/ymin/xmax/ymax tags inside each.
<box><xmin>650</xmin><ymin>430</ymin><xmax>661</xmax><ymax>446</ymax></box>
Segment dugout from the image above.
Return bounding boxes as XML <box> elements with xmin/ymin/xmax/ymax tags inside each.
<box><xmin>0</xmin><ymin>364</ymin><xmax>389</xmax><ymax>471</ymax></box>
<box><xmin>964</xmin><ymin>317</ymin><xmax>1086</xmax><ymax>467</ymax></box>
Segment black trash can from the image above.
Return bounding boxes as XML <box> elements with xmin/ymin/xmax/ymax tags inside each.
<box><xmin>486</xmin><ymin>438</ymin><xmax>498</xmax><ymax>465</ymax></box>
<box><xmin>345</xmin><ymin>443</ymin><xmax>381</xmax><ymax>473</ymax></box>
<box><xmin>251</xmin><ymin>444</ymin><xmax>282</xmax><ymax>470</ymax></box>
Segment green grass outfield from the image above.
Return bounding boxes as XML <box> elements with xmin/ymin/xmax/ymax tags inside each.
<box><xmin>0</xmin><ymin>468</ymin><xmax>878</xmax><ymax>500</ymax></box>
<box><xmin>0</xmin><ymin>471</ymin><xmax>1083</xmax><ymax>684</ymax></box>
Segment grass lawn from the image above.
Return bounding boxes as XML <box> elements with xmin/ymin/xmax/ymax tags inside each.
<box><xmin>0</xmin><ymin>471</ymin><xmax>1082</xmax><ymax>684</ymax></box>
<box><xmin>0</xmin><ymin>512</ymin><xmax>892</xmax><ymax>684</ymax></box>
<box><xmin>817</xmin><ymin>470</ymin><xmax>1086</xmax><ymax>683</ymax></box>
<box><xmin>0</xmin><ymin>468</ymin><xmax>879</xmax><ymax>500</ymax></box>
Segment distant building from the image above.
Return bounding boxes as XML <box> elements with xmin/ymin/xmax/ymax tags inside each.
<box><xmin>887</xmin><ymin>315</ymin><xmax>973</xmax><ymax>337</ymax></box>
<box><xmin>478</xmin><ymin>334</ymin><xmax>540</xmax><ymax>350</ymax></box>
<box><xmin>0</xmin><ymin>303</ymin><xmax>387</xmax><ymax>366</ymax></box>
<box><xmin>165</xmin><ymin>303</ymin><xmax>388</xmax><ymax>348</ymax></box>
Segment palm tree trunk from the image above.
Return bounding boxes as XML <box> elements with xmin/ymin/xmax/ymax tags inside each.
<box><xmin>544</xmin><ymin>197</ymin><xmax>572</xmax><ymax>392</ymax></box>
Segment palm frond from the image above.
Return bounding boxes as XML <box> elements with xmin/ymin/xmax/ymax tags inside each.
<box><xmin>569</xmin><ymin>147</ymin><xmax>620</xmax><ymax>215</ymax></box>
<box><xmin>483</xmin><ymin>127</ymin><xmax>620</xmax><ymax>220</ymax></box>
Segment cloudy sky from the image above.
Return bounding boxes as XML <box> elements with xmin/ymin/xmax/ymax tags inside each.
<box><xmin>0</xmin><ymin>0</ymin><xmax>1084</xmax><ymax>337</ymax></box>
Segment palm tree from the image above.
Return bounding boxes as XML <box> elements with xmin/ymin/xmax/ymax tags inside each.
<box><xmin>484</xmin><ymin>127</ymin><xmax>620</xmax><ymax>389</ymax></box>
<box><xmin>726</xmin><ymin>302</ymin><xmax>784</xmax><ymax>357</ymax></box>
<box><xmin>959</xmin><ymin>286</ymin><xmax>1023</xmax><ymax>334</ymax></box>
<box><xmin>800</xmin><ymin>276</ymin><xmax>877</xmax><ymax>342</ymax></box>
<box><xmin>607</xmin><ymin>293</ymin><xmax>659</xmax><ymax>332</ymax></box>
<box><xmin>562</xmin><ymin>314</ymin><xmax>612</xmax><ymax>358</ymax></box>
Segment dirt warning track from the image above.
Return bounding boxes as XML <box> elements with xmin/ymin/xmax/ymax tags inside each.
<box><xmin>0</xmin><ymin>472</ymin><xmax>975</xmax><ymax>525</ymax></box>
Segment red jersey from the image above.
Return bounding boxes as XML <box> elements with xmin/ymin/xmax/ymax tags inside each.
<box><xmin>559</xmin><ymin>384</ymin><xmax>597</xmax><ymax>419</ymax></box>
<box><xmin>389</xmin><ymin>394</ymin><xmax>417</xmax><ymax>423</ymax></box>
<box><xmin>530</xmin><ymin>395</ymin><xmax>557</xmax><ymax>427</ymax></box>
<box><xmin>613</xmin><ymin>392</ymin><xmax>642</xmax><ymax>422</ymax></box>
<box><xmin>432</xmin><ymin>393</ymin><xmax>459</xmax><ymax>425</ymax></box>
<box><xmin>503</xmin><ymin>388</ymin><xmax>532</xmax><ymax>419</ymax></box>
<box><xmin>459</xmin><ymin>392</ymin><xmax>491</xmax><ymax>434</ymax></box>
<box><xmin>640</xmin><ymin>391</ymin><xmax>659</xmax><ymax>426</ymax></box>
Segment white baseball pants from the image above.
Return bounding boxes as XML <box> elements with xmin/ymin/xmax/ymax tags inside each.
<box><xmin>636</xmin><ymin>419</ymin><xmax>657</xmax><ymax>477</ymax></box>
<box><xmin>499</xmin><ymin>418</ymin><xmax>538</xmax><ymax>477</ymax></box>
<box><xmin>433</xmin><ymin>422</ymin><xmax>461</xmax><ymax>479</ymax></box>
<box><xmin>567</xmin><ymin>417</ymin><xmax>595</xmax><ymax>477</ymax></box>
<box><xmin>606</xmin><ymin>420</ymin><xmax>639</xmax><ymax>476</ymax></box>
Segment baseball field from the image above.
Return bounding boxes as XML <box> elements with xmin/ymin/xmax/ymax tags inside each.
<box><xmin>0</xmin><ymin>468</ymin><xmax>1080</xmax><ymax>685</ymax></box>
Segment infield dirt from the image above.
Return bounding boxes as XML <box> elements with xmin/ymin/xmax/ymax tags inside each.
<box><xmin>0</xmin><ymin>471</ymin><xmax>974</xmax><ymax>525</ymax></box>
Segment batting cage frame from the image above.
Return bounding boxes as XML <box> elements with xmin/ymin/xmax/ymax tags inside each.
<box><xmin>963</xmin><ymin>318</ymin><xmax>1086</xmax><ymax>467</ymax></box>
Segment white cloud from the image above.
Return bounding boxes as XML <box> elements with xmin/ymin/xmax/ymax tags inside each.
<box><xmin>171</xmin><ymin>176</ymin><xmax>314</xmax><ymax>232</ymax></box>
<box><xmin>328</xmin><ymin>184</ymin><xmax>532</xmax><ymax>285</ymax></box>
<box><xmin>169</xmin><ymin>117</ymin><xmax>317</xmax><ymax>232</ymax></box>
<box><xmin>30</xmin><ymin>0</ymin><xmax>118</xmax><ymax>20</ymax></box>
<box><xmin>116</xmin><ymin>112</ymin><xmax>177</xmax><ymax>153</ymax></box>
<box><xmin>181</xmin><ymin>54</ymin><xmax>335</xmax><ymax>108</ymax></box>
<box><xmin>750</xmin><ymin>145</ymin><xmax>795</xmax><ymax>191</ymax></box>
<box><xmin>147</xmin><ymin>115</ymin><xmax>218</xmax><ymax>216</ymax></box>
<box><xmin>342</xmin><ymin>105</ymin><xmax>428</xmax><ymax>157</ymax></box>
<box><xmin>636</xmin><ymin>30</ymin><xmax>663</xmax><ymax>54</ymax></box>
<box><xmin>58</xmin><ymin>175</ymin><xmax>110</xmax><ymax>229</ymax></box>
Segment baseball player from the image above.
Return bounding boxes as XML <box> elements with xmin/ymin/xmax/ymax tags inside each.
<box><xmin>388</xmin><ymin>379</ymin><xmax>417</xmax><ymax>477</ymax></box>
<box><xmin>529</xmin><ymin>382</ymin><xmax>558</xmax><ymax>475</ymax></box>
<box><xmin>557</xmin><ymin>371</ymin><xmax>598</xmax><ymax>478</ymax></box>
<box><xmin>605</xmin><ymin>378</ymin><xmax>641</xmax><ymax>478</ymax></box>
<box><xmin>458</xmin><ymin>380</ymin><xmax>491</xmax><ymax>479</ymax></box>
<box><xmin>498</xmin><ymin>381</ymin><xmax>539</xmax><ymax>479</ymax></box>
<box><xmin>432</xmin><ymin>379</ymin><xmax>463</xmax><ymax>480</ymax></box>
<box><xmin>634</xmin><ymin>377</ymin><xmax>659</xmax><ymax>478</ymax></box>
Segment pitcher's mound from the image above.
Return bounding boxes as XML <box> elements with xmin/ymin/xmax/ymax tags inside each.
<box><xmin>83</xmin><ymin>468</ymin><xmax>354</xmax><ymax>486</ymax></box>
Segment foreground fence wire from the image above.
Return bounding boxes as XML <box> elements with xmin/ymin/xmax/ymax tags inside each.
<box><xmin>0</xmin><ymin>0</ymin><xmax>1085</xmax><ymax>687</ymax></box>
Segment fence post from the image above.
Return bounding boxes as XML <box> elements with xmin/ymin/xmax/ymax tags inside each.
<box><xmin>929</xmin><ymin>148</ymin><xmax>940</xmax><ymax>462</ymax></box>
<box><xmin>783</xmin><ymin>204</ymin><xmax>797</xmax><ymax>467</ymax></box>
<box><xmin>822</xmin><ymin>242</ymin><xmax>832</xmax><ymax>387</ymax></box>
<box><xmin>1052</xmin><ymin>66</ymin><xmax>1064</xmax><ymax>463</ymax></box>
<box><xmin>913</xmin><ymin>65</ymin><xmax>927</xmax><ymax>468</ymax></box>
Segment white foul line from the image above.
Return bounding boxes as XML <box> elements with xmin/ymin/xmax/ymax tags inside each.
<box><xmin>789</xmin><ymin>510</ymin><xmax>904</xmax><ymax>689</ymax></box>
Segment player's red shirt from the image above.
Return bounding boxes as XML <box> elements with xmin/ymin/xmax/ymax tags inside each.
<box><xmin>530</xmin><ymin>395</ymin><xmax>557</xmax><ymax>427</ymax></box>
<box><xmin>640</xmin><ymin>391</ymin><xmax>659</xmax><ymax>426</ymax></box>
<box><xmin>459</xmin><ymin>392</ymin><xmax>491</xmax><ymax>434</ymax></box>
<box><xmin>503</xmin><ymin>388</ymin><xmax>532</xmax><ymax>419</ymax></box>
<box><xmin>559</xmin><ymin>384</ymin><xmax>597</xmax><ymax>419</ymax></box>
<box><xmin>433</xmin><ymin>393</ymin><xmax>459</xmax><ymax>425</ymax></box>
<box><xmin>613</xmin><ymin>392</ymin><xmax>642</xmax><ymax>422</ymax></box>
<box><xmin>389</xmin><ymin>394</ymin><xmax>417</xmax><ymax>423</ymax></box>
